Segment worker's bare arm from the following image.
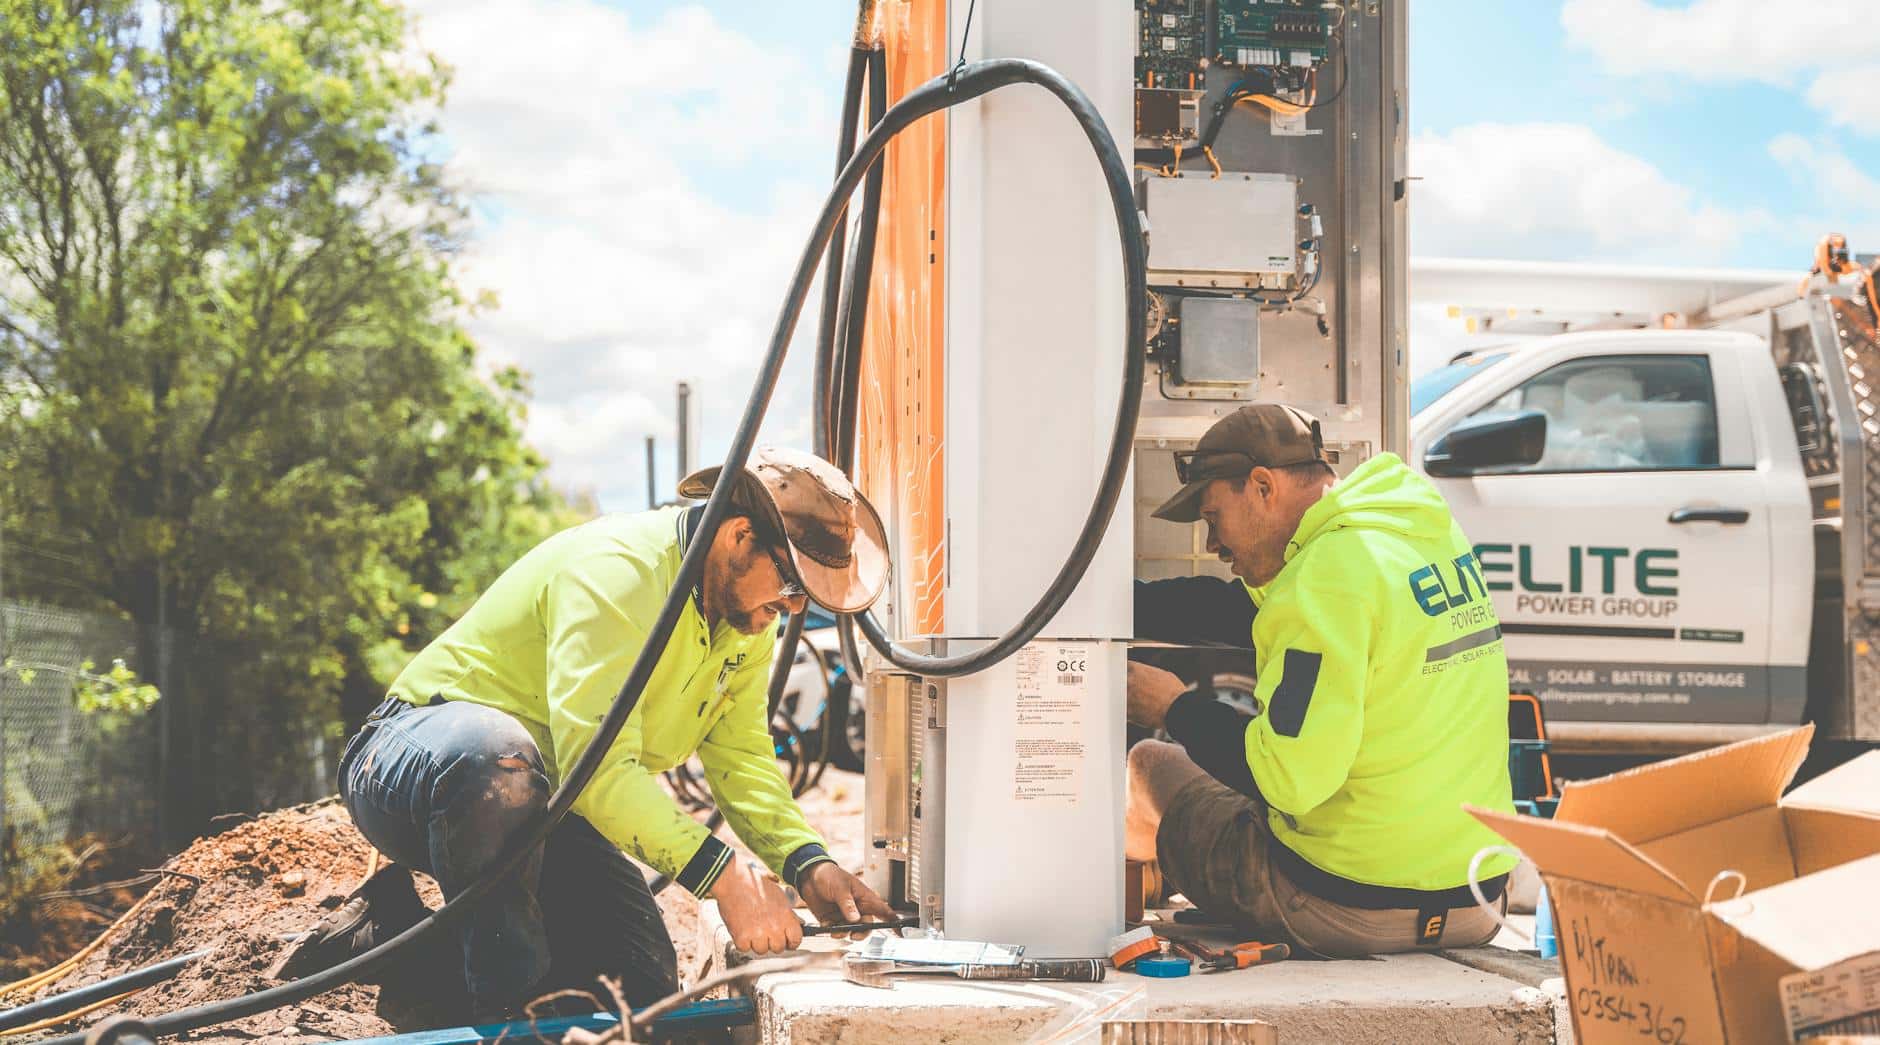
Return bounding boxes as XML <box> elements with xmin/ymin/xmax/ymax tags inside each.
<box><xmin>1126</xmin><ymin>660</ymin><xmax>1189</xmax><ymax>731</ymax></box>
<box><xmin>710</xmin><ymin>857</ymin><xmax>804</xmax><ymax>956</ymax></box>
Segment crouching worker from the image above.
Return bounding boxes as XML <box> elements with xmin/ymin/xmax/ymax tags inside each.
<box><xmin>1126</xmin><ymin>405</ymin><xmax>1517</xmax><ymax>957</ymax></box>
<box><xmin>306</xmin><ymin>448</ymin><xmax>896</xmax><ymax>1017</ymax></box>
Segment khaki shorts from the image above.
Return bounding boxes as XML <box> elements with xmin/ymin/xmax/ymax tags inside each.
<box><xmin>1155</xmin><ymin>775</ymin><xmax>1501</xmax><ymax>958</ymax></box>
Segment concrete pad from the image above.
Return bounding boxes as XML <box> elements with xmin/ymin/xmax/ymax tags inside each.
<box><xmin>697</xmin><ymin>903</ymin><xmax>1559</xmax><ymax>1044</ymax></box>
<box><xmin>1440</xmin><ymin>945</ymin><xmax>1560</xmax><ymax>988</ymax></box>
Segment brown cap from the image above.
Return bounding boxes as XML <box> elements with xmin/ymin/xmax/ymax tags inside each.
<box><xmin>1151</xmin><ymin>404</ymin><xmax>1328</xmax><ymax>523</ymax></box>
<box><xmin>679</xmin><ymin>447</ymin><xmax>890</xmax><ymax>614</ymax></box>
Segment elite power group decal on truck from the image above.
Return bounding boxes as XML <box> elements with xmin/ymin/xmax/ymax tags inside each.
<box><xmin>1476</xmin><ymin>542</ymin><xmax>1686</xmax><ymax>627</ymax></box>
<box><xmin>1473</xmin><ymin>542</ymin><xmax>1768</xmax><ymax>721</ymax></box>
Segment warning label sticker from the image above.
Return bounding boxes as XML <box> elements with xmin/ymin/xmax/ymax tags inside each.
<box><xmin>1013</xmin><ymin>644</ymin><xmax>1088</xmax><ymax>806</ymax></box>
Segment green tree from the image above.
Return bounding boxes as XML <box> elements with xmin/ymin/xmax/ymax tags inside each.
<box><xmin>0</xmin><ymin>0</ymin><xmax>586</xmax><ymax>843</ymax></box>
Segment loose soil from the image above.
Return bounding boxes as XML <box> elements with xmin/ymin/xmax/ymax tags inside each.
<box><xmin>10</xmin><ymin>771</ymin><xmax>866</xmax><ymax>1042</ymax></box>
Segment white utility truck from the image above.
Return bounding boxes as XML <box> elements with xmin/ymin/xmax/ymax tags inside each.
<box><xmin>1409</xmin><ymin>256</ymin><xmax>1880</xmax><ymax>755</ymax></box>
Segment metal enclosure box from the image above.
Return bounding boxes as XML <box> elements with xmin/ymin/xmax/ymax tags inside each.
<box><xmin>1145</xmin><ymin>173</ymin><xmax>1299</xmax><ymax>289</ymax></box>
<box><xmin>1176</xmin><ymin>296</ymin><xmax>1262</xmax><ymax>387</ymax></box>
<box><xmin>863</xmin><ymin>639</ymin><xmax>1125</xmax><ymax>957</ymax></box>
<box><xmin>1135</xmin><ymin>0</ymin><xmax>1407</xmax><ymax>580</ymax></box>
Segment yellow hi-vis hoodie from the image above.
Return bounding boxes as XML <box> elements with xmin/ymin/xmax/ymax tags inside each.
<box><xmin>385</xmin><ymin>506</ymin><xmax>829</xmax><ymax>897</ymax></box>
<box><xmin>1165</xmin><ymin>452</ymin><xmax>1518</xmax><ymax>902</ymax></box>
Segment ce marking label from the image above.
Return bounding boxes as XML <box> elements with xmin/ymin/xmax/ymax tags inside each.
<box><xmin>1056</xmin><ymin>657</ymin><xmax>1087</xmax><ymax>673</ymax></box>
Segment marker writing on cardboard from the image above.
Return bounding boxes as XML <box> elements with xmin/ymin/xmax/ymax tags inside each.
<box><xmin>1570</xmin><ymin>916</ymin><xmax>1688</xmax><ymax>1044</ymax></box>
<box><xmin>1571</xmin><ymin>916</ymin><xmax>1640</xmax><ymax>989</ymax></box>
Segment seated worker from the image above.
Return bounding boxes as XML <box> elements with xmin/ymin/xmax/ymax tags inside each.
<box><xmin>1126</xmin><ymin>404</ymin><xmax>1517</xmax><ymax>956</ymax></box>
<box><xmin>314</xmin><ymin>448</ymin><xmax>896</xmax><ymax>1016</ymax></box>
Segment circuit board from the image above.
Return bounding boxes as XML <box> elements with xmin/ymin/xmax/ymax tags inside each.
<box><xmin>1217</xmin><ymin>0</ymin><xmax>1331</xmax><ymax>67</ymax></box>
<box><xmin>1136</xmin><ymin>0</ymin><xmax>1208</xmax><ymax>90</ymax></box>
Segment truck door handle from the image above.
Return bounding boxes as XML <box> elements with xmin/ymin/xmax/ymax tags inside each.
<box><xmin>1668</xmin><ymin>507</ymin><xmax>1750</xmax><ymax>525</ymax></box>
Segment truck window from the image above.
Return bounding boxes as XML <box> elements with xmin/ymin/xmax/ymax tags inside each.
<box><xmin>1467</xmin><ymin>354</ymin><xmax>1720</xmax><ymax>472</ymax></box>
<box><xmin>1410</xmin><ymin>352</ymin><xmax>1509</xmax><ymax>416</ymax></box>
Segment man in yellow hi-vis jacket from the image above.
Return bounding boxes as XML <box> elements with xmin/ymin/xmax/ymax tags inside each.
<box><xmin>1127</xmin><ymin>405</ymin><xmax>1517</xmax><ymax>957</ymax></box>
<box><xmin>327</xmin><ymin>448</ymin><xmax>895</xmax><ymax>1016</ymax></box>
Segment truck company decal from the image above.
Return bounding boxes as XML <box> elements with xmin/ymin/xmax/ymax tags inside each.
<box><xmin>1474</xmin><ymin>543</ymin><xmax>1680</xmax><ymax>623</ymax></box>
<box><xmin>1509</xmin><ymin>660</ymin><xmax>1797</xmax><ymax>724</ymax></box>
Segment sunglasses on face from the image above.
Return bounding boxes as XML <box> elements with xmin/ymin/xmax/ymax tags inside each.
<box><xmin>1173</xmin><ymin>449</ymin><xmax>1256</xmax><ymax>484</ymax></box>
<box><xmin>766</xmin><ymin>544</ymin><xmax>808</xmax><ymax>601</ymax></box>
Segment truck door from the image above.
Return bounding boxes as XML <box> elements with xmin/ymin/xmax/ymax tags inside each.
<box><xmin>1421</xmin><ymin>344</ymin><xmax>1782</xmax><ymax>727</ymax></box>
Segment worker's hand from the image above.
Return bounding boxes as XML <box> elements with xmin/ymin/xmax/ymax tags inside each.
<box><xmin>798</xmin><ymin>861</ymin><xmax>897</xmax><ymax>940</ymax></box>
<box><xmin>710</xmin><ymin>858</ymin><xmax>803</xmax><ymax>955</ymax></box>
<box><xmin>1127</xmin><ymin>661</ymin><xmax>1189</xmax><ymax>731</ymax></box>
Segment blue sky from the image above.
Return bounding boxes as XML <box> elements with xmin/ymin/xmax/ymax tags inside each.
<box><xmin>408</xmin><ymin>0</ymin><xmax>1880</xmax><ymax>509</ymax></box>
<box><xmin>1410</xmin><ymin>0</ymin><xmax>1880</xmax><ymax>268</ymax></box>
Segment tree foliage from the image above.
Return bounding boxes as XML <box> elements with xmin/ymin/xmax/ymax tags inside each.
<box><xmin>0</xmin><ymin>0</ymin><xmax>589</xmax><ymax>841</ymax></box>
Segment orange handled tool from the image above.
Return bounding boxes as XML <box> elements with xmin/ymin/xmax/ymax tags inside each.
<box><xmin>1197</xmin><ymin>941</ymin><xmax>1290</xmax><ymax>972</ymax></box>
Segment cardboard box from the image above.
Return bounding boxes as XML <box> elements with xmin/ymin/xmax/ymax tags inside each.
<box><xmin>1468</xmin><ymin>725</ymin><xmax>1880</xmax><ymax>1044</ymax></box>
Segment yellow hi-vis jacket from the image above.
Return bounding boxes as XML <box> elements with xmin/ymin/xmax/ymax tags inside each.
<box><xmin>387</xmin><ymin>507</ymin><xmax>828</xmax><ymax>897</ymax></box>
<box><xmin>1167</xmin><ymin>453</ymin><xmax>1518</xmax><ymax>898</ymax></box>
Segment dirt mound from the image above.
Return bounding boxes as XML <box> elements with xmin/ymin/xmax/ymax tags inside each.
<box><xmin>14</xmin><ymin>801</ymin><xmax>396</xmax><ymax>1042</ymax></box>
<box><xmin>9</xmin><ymin>772</ymin><xmax>863</xmax><ymax>1042</ymax></box>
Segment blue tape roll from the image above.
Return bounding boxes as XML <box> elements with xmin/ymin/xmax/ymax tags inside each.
<box><xmin>1133</xmin><ymin>955</ymin><xmax>1192</xmax><ymax>978</ymax></box>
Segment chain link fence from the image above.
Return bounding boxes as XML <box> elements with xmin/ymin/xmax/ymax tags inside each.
<box><xmin>0</xmin><ymin>600</ymin><xmax>160</xmax><ymax>864</ymax></box>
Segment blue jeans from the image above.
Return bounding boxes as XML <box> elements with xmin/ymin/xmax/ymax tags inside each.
<box><xmin>338</xmin><ymin>696</ymin><xmax>678</xmax><ymax>1013</ymax></box>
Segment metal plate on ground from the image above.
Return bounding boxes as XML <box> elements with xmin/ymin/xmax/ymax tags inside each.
<box><xmin>850</xmin><ymin>936</ymin><xmax>1026</xmax><ymax>966</ymax></box>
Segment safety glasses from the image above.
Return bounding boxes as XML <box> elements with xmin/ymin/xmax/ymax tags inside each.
<box><xmin>1172</xmin><ymin>449</ymin><xmax>1255</xmax><ymax>484</ymax></box>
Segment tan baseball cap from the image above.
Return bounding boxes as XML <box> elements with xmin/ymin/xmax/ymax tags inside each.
<box><xmin>1151</xmin><ymin>404</ymin><xmax>1329</xmax><ymax>523</ymax></box>
<box><xmin>679</xmin><ymin>447</ymin><xmax>891</xmax><ymax>614</ymax></box>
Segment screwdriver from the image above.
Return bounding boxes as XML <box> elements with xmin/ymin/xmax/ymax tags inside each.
<box><xmin>801</xmin><ymin>915</ymin><xmax>921</xmax><ymax>936</ymax></box>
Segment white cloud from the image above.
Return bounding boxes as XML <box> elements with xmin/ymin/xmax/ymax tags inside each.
<box><xmin>1765</xmin><ymin>134</ymin><xmax>1880</xmax><ymax>252</ymax></box>
<box><xmin>1806</xmin><ymin>65</ymin><xmax>1880</xmax><ymax>135</ymax></box>
<box><xmin>1769</xmin><ymin>133</ymin><xmax>1880</xmax><ymax>200</ymax></box>
<box><xmin>1409</xmin><ymin>122</ymin><xmax>1750</xmax><ymax>262</ymax></box>
<box><xmin>1560</xmin><ymin>0</ymin><xmax>1880</xmax><ymax>131</ymax></box>
<box><xmin>1561</xmin><ymin>0</ymin><xmax>1880</xmax><ymax>84</ymax></box>
<box><xmin>405</xmin><ymin>0</ymin><xmax>846</xmax><ymax>510</ymax></box>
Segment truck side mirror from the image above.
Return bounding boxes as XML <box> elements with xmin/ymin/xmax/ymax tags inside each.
<box><xmin>1424</xmin><ymin>410</ymin><xmax>1548</xmax><ymax>477</ymax></box>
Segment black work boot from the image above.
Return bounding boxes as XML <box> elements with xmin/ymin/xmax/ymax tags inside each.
<box><xmin>268</xmin><ymin>864</ymin><xmax>431</xmax><ymax>981</ymax></box>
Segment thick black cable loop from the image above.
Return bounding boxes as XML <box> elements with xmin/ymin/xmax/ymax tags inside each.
<box><xmin>762</xmin><ymin>43</ymin><xmax>875</xmax><ymax>746</ymax></box>
<box><xmin>829</xmin><ymin>46</ymin><xmax>889</xmax><ymax>474</ymax></box>
<box><xmin>764</xmin><ymin>610</ymin><xmax>809</xmax><ymax>733</ymax></box>
<box><xmin>673</xmin><ymin>42</ymin><xmax>879</xmax><ymax>894</ymax></box>
<box><xmin>54</xmin><ymin>58</ymin><xmax>1139</xmax><ymax>1043</ymax></box>
<box><xmin>835</xmin><ymin>61</ymin><xmax>1148</xmax><ymax>678</ymax></box>
<box><xmin>814</xmin><ymin>47</ymin><xmax>871</xmax><ymax>456</ymax></box>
